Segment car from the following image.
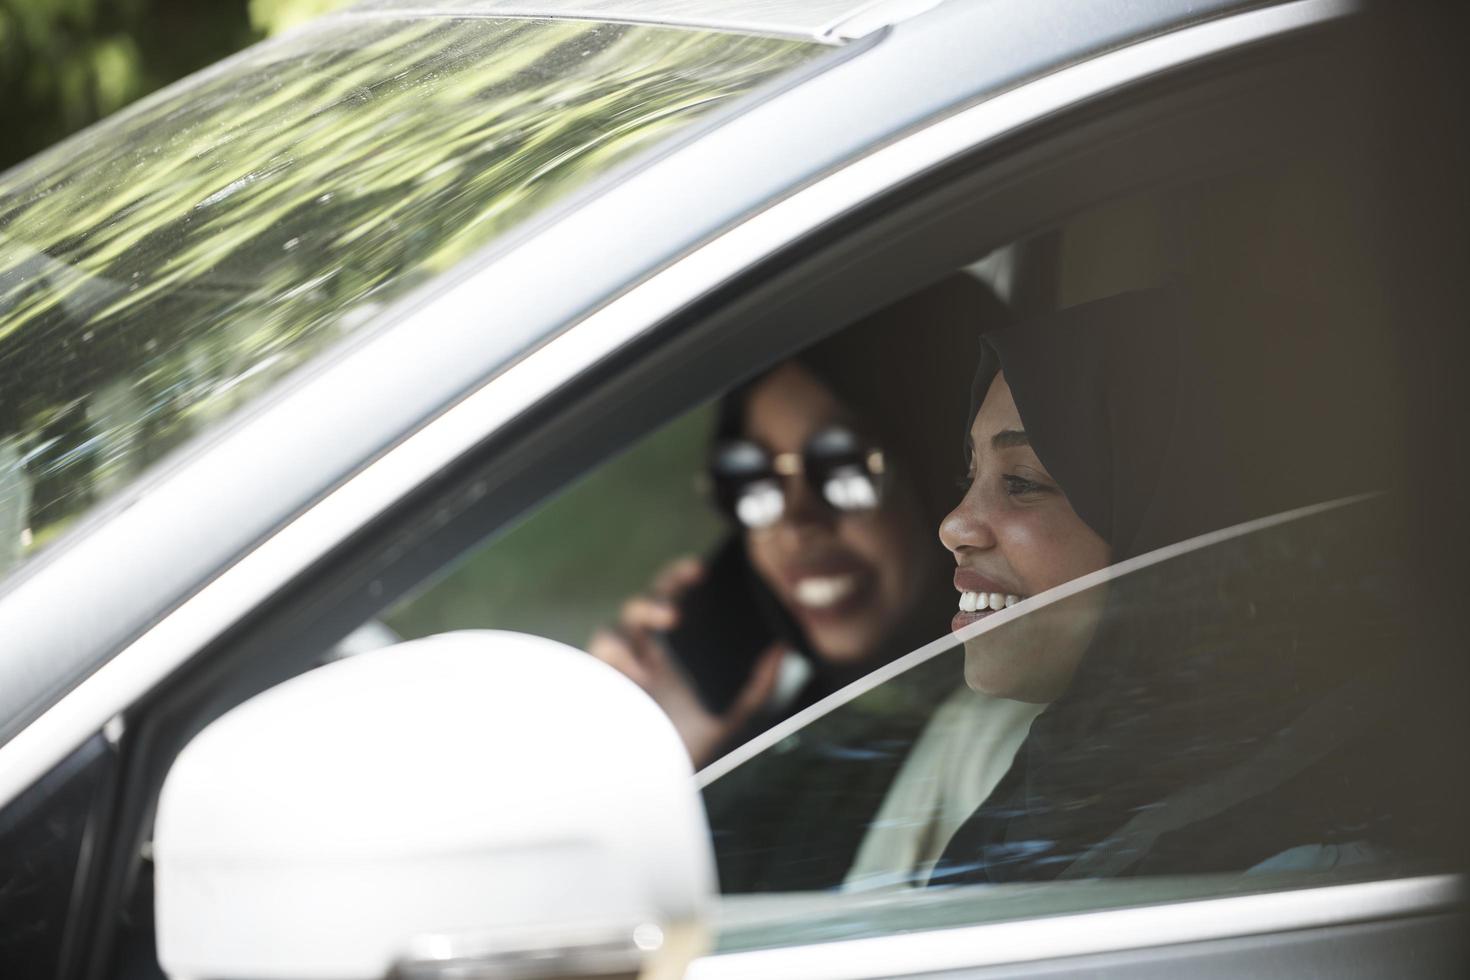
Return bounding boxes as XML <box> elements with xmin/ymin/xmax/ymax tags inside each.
<box><xmin>0</xmin><ymin>0</ymin><xmax>1466</xmax><ymax>977</ymax></box>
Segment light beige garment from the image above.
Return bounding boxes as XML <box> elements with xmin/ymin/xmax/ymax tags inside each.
<box><xmin>843</xmin><ymin>689</ymin><xmax>1044</xmax><ymax>890</ymax></box>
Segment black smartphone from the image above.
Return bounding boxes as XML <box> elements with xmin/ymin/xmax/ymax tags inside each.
<box><xmin>662</xmin><ymin>535</ymin><xmax>803</xmax><ymax>715</ymax></box>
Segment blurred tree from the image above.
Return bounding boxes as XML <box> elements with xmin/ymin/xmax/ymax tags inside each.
<box><xmin>249</xmin><ymin>0</ymin><xmax>352</xmax><ymax>35</ymax></box>
<box><xmin>0</xmin><ymin>0</ymin><xmax>351</xmax><ymax>171</ymax></box>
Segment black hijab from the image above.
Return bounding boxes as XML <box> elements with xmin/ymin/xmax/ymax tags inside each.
<box><xmin>931</xmin><ymin>289</ymin><xmax>1436</xmax><ymax>883</ymax></box>
<box><xmin>968</xmin><ymin>288</ymin><xmax>1388</xmax><ymax>560</ymax></box>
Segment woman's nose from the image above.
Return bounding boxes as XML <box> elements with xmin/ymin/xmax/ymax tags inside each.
<box><xmin>939</xmin><ymin>487</ymin><xmax>997</xmax><ymax>554</ymax></box>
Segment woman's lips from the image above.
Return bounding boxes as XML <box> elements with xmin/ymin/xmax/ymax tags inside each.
<box><xmin>792</xmin><ymin>574</ymin><xmax>860</xmax><ymax>609</ymax></box>
<box><xmin>781</xmin><ymin>561</ymin><xmax>874</xmax><ymax>622</ymax></box>
<box><xmin>951</xmin><ymin>597</ymin><xmax>1024</xmax><ymax>633</ymax></box>
<box><xmin>953</xmin><ymin>569</ymin><xmax>1019</xmax><ymax>596</ymax></box>
<box><xmin>951</xmin><ymin>569</ymin><xmax>1026</xmax><ymax>634</ymax></box>
<box><xmin>951</xmin><ymin>602</ymin><xmax>1019</xmax><ymax>634</ymax></box>
<box><xmin>952</xmin><ymin>609</ymin><xmax>990</xmax><ymax>633</ymax></box>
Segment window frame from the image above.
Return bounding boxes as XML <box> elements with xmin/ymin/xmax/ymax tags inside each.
<box><xmin>691</xmin><ymin>874</ymin><xmax>1464</xmax><ymax>978</ymax></box>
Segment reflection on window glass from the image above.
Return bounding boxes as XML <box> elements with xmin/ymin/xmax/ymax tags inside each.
<box><xmin>0</xmin><ymin>16</ymin><xmax>824</xmax><ymax>576</ymax></box>
<box><xmin>705</xmin><ymin>499</ymin><xmax>1458</xmax><ymax>950</ymax></box>
<box><xmin>387</xmin><ymin>274</ymin><xmax>1001</xmax><ymax>775</ymax></box>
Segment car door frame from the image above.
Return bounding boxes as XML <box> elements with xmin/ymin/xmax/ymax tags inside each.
<box><xmin>690</xmin><ymin>874</ymin><xmax>1465</xmax><ymax>979</ymax></box>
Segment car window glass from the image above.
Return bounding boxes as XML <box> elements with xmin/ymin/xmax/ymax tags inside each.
<box><xmin>685</xmin><ymin>121</ymin><xmax>1466</xmax><ymax>943</ymax></box>
<box><xmin>703</xmin><ymin>498</ymin><xmax>1453</xmax><ymax>918</ymax></box>
<box><xmin>387</xmin><ymin>406</ymin><xmax>726</xmax><ymax>647</ymax></box>
<box><xmin>380</xmin><ymin>262</ymin><xmax>1008</xmax><ymax>776</ymax></box>
<box><xmin>0</xmin><ymin>15</ymin><xmax>824</xmax><ymax>580</ymax></box>
<box><xmin>376</xmin><ymin>122</ymin><xmax>1466</xmax><ymax>951</ymax></box>
<box><xmin>0</xmin><ymin>734</ymin><xmax>115</xmax><ymax>976</ymax></box>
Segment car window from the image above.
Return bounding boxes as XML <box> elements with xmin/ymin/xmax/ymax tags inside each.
<box><xmin>374</xmin><ymin>117</ymin><xmax>1464</xmax><ymax>949</ymax></box>
<box><xmin>0</xmin><ymin>13</ymin><xmax>826</xmax><ymax>580</ymax></box>
<box><xmin>387</xmin><ymin>405</ymin><xmax>727</xmax><ymax>648</ymax></box>
<box><xmin>677</xmin><ymin>114</ymin><xmax>1463</xmax><ymax>940</ymax></box>
<box><xmin>0</xmin><ymin>734</ymin><xmax>115</xmax><ymax>975</ymax></box>
<box><xmin>382</xmin><ymin>263</ymin><xmax>1006</xmax><ymax>771</ymax></box>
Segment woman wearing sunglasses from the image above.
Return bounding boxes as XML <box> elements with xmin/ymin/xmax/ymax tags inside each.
<box><xmin>590</xmin><ymin>275</ymin><xmax>1008</xmax><ymax>768</ymax></box>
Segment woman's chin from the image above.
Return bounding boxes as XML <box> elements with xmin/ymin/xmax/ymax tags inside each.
<box><xmin>962</xmin><ymin>639</ymin><xmax>1063</xmax><ymax>703</ymax></box>
<box><xmin>800</xmin><ymin>604</ymin><xmax>892</xmax><ymax>667</ymax></box>
<box><xmin>806</xmin><ymin>625</ymin><xmax>879</xmax><ymax>666</ymax></box>
<box><xmin>961</xmin><ymin>584</ymin><xmax>1109</xmax><ymax>701</ymax></box>
<box><xmin>786</xmin><ymin>578</ymin><xmax>889</xmax><ymax>665</ymax></box>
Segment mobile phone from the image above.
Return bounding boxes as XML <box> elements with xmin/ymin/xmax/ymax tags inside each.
<box><xmin>662</xmin><ymin>536</ymin><xmax>803</xmax><ymax>715</ymax></box>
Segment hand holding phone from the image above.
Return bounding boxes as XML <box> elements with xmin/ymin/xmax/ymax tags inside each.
<box><xmin>661</xmin><ymin>536</ymin><xmax>799</xmax><ymax>714</ymax></box>
<box><xmin>587</xmin><ymin>547</ymin><xmax>785</xmax><ymax>768</ymax></box>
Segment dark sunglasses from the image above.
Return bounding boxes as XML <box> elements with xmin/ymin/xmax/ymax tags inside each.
<box><xmin>709</xmin><ymin>426</ymin><xmax>886</xmax><ymax>529</ymax></box>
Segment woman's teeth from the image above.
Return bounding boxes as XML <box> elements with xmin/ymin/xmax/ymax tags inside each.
<box><xmin>794</xmin><ymin>575</ymin><xmax>858</xmax><ymax>609</ymax></box>
<box><xmin>958</xmin><ymin>591</ymin><xmax>1021</xmax><ymax>613</ymax></box>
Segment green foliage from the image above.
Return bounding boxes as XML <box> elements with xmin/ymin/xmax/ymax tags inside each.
<box><xmin>0</xmin><ymin>0</ymin><xmax>256</xmax><ymax>171</ymax></box>
<box><xmin>249</xmin><ymin>0</ymin><xmax>354</xmax><ymax>35</ymax></box>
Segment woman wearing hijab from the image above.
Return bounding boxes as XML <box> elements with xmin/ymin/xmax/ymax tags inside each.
<box><xmin>926</xmin><ymin>289</ymin><xmax>1452</xmax><ymax>884</ymax></box>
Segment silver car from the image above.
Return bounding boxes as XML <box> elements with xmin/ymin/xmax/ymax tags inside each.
<box><xmin>0</xmin><ymin>1</ymin><xmax>1465</xmax><ymax>977</ymax></box>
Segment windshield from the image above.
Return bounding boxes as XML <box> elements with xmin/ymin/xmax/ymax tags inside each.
<box><xmin>0</xmin><ymin>14</ymin><xmax>824</xmax><ymax>578</ymax></box>
<box><xmin>701</xmin><ymin>497</ymin><xmax>1459</xmax><ymax>950</ymax></box>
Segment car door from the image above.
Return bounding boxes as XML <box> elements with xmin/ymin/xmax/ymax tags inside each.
<box><xmin>1</xmin><ymin>0</ymin><xmax>1465</xmax><ymax>977</ymax></box>
<box><xmin>697</xmin><ymin>494</ymin><xmax>1467</xmax><ymax>977</ymax></box>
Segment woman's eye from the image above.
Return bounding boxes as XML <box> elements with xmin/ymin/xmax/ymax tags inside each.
<box><xmin>1002</xmin><ymin>474</ymin><xmax>1048</xmax><ymax>496</ymax></box>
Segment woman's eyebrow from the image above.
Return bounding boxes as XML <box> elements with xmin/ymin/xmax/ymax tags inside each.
<box><xmin>991</xmin><ymin>429</ymin><xmax>1030</xmax><ymax>449</ymax></box>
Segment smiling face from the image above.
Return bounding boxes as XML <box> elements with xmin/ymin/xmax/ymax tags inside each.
<box><xmin>743</xmin><ymin>363</ymin><xmax>930</xmax><ymax>666</ymax></box>
<box><xmin>939</xmin><ymin>372</ymin><xmax>1111</xmax><ymax>701</ymax></box>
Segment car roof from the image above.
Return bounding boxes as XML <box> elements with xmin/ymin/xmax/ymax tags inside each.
<box><xmin>343</xmin><ymin>0</ymin><xmax>946</xmax><ymax>41</ymax></box>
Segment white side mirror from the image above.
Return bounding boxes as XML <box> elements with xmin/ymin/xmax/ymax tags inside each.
<box><xmin>154</xmin><ymin>631</ymin><xmax>715</xmax><ymax>980</ymax></box>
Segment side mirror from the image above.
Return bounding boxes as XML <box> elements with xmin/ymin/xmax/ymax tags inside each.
<box><xmin>154</xmin><ymin>631</ymin><xmax>715</xmax><ymax>980</ymax></box>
